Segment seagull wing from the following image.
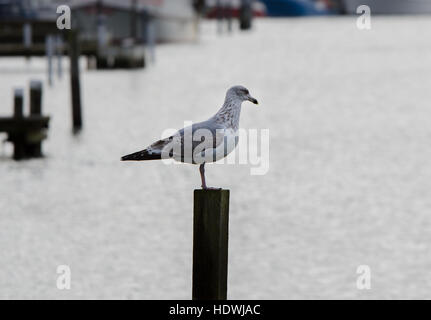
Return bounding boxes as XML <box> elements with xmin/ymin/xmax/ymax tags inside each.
<box><xmin>121</xmin><ymin>120</ymin><xmax>229</xmax><ymax>163</ymax></box>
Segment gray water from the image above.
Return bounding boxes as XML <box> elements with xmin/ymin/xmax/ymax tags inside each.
<box><xmin>1</xmin><ymin>17</ymin><xmax>431</xmax><ymax>299</ymax></box>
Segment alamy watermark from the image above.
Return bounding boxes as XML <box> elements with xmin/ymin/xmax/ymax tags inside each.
<box><xmin>356</xmin><ymin>265</ymin><xmax>371</xmax><ymax>290</ymax></box>
<box><xmin>56</xmin><ymin>265</ymin><xmax>71</xmax><ymax>290</ymax></box>
<box><xmin>158</xmin><ymin>122</ymin><xmax>270</xmax><ymax>176</ymax></box>
<box><xmin>357</xmin><ymin>5</ymin><xmax>371</xmax><ymax>30</ymax></box>
<box><xmin>56</xmin><ymin>5</ymin><xmax>71</xmax><ymax>30</ymax></box>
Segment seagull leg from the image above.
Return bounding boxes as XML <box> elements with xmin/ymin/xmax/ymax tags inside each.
<box><xmin>199</xmin><ymin>163</ymin><xmax>221</xmax><ymax>190</ymax></box>
<box><xmin>199</xmin><ymin>163</ymin><xmax>207</xmax><ymax>189</ymax></box>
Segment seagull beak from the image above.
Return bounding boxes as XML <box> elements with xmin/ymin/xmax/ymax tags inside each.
<box><xmin>247</xmin><ymin>95</ymin><xmax>258</xmax><ymax>105</ymax></box>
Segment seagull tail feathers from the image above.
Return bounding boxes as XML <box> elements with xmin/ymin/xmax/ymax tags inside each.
<box><xmin>121</xmin><ymin>149</ymin><xmax>161</xmax><ymax>161</ymax></box>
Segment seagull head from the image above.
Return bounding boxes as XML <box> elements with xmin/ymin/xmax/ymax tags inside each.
<box><xmin>228</xmin><ymin>85</ymin><xmax>258</xmax><ymax>105</ymax></box>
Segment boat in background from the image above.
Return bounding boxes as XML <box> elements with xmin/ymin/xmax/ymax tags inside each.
<box><xmin>0</xmin><ymin>0</ymin><xmax>199</xmax><ymax>43</ymax></box>
<box><xmin>261</xmin><ymin>0</ymin><xmax>332</xmax><ymax>17</ymax></box>
<box><xmin>342</xmin><ymin>0</ymin><xmax>431</xmax><ymax>14</ymax></box>
<box><xmin>143</xmin><ymin>0</ymin><xmax>198</xmax><ymax>42</ymax></box>
<box><xmin>72</xmin><ymin>0</ymin><xmax>198</xmax><ymax>43</ymax></box>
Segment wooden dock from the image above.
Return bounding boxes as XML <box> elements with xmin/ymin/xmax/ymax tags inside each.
<box><xmin>0</xmin><ymin>19</ymin><xmax>59</xmax><ymax>57</ymax></box>
<box><xmin>0</xmin><ymin>18</ymin><xmax>146</xmax><ymax>68</ymax></box>
<box><xmin>0</xmin><ymin>83</ymin><xmax>50</xmax><ymax>160</ymax></box>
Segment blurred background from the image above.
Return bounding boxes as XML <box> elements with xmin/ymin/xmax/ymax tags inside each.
<box><xmin>1</xmin><ymin>0</ymin><xmax>431</xmax><ymax>299</ymax></box>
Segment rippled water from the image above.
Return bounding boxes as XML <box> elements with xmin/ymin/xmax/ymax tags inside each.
<box><xmin>1</xmin><ymin>17</ymin><xmax>431</xmax><ymax>299</ymax></box>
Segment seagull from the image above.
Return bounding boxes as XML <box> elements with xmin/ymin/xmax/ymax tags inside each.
<box><xmin>121</xmin><ymin>85</ymin><xmax>259</xmax><ymax>189</ymax></box>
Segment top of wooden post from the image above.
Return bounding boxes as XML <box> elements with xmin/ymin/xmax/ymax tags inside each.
<box><xmin>194</xmin><ymin>189</ymin><xmax>229</xmax><ymax>193</ymax></box>
<box><xmin>194</xmin><ymin>189</ymin><xmax>230</xmax><ymax>203</ymax></box>
<box><xmin>13</xmin><ymin>88</ymin><xmax>24</xmax><ymax>118</ymax></box>
<box><xmin>14</xmin><ymin>88</ymin><xmax>24</xmax><ymax>97</ymax></box>
<box><xmin>30</xmin><ymin>80</ymin><xmax>42</xmax><ymax>90</ymax></box>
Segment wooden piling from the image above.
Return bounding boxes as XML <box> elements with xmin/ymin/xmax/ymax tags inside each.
<box><xmin>96</xmin><ymin>0</ymin><xmax>107</xmax><ymax>51</ymax></box>
<box><xmin>1</xmin><ymin>86</ymin><xmax>49</xmax><ymax>160</ymax></box>
<box><xmin>23</xmin><ymin>23</ymin><xmax>32</xmax><ymax>49</ymax></box>
<box><xmin>45</xmin><ymin>35</ymin><xmax>54</xmax><ymax>86</ymax></box>
<box><xmin>192</xmin><ymin>189</ymin><xmax>230</xmax><ymax>300</ymax></box>
<box><xmin>56</xmin><ymin>35</ymin><xmax>63</xmax><ymax>79</ymax></box>
<box><xmin>239</xmin><ymin>0</ymin><xmax>252</xmax><ymax>30</ymax></box>
<box><xmin>68</xmin><ymin>30</ymin><xmax>83</xmax><ymax>133</ymax></box>
<box><xmin>216</xmin><ymin>0</ymin><xmax>223</xmax><ymax>34</ymax></box>
<box><xmin>146</xmin><ymin>17</ymin><xmax>156</xmax><ymax>64</ymax></box>
<box><xmin>13</xmin><ymin>89</ymin><xmax>25</xmax><ymax>160</ymax></box>
<box><xmin>30</xmin><ymin>80</ymin><xmax>42</xmax><ymax>116</ymax></box>
<box><xmin>28</xmin><ymin>80</ymin><xmax>43</xmax><ymax>157</ymax></box>
<box><xmin>14</xmin><ymin>88</ymin><xmax>24</xmax><ymax>119</ymax></box>
<box><xmin>130</xmin><ymin>0</ymin><xmax>138</xmax><ymax>40</ymax></box>
<box><xmin>226</xmin><ymin>1</ymin><xmax>233</xmax><ymax>33</ymax></box>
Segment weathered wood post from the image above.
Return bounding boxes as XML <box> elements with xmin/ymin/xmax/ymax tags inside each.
<box><xmin>193</xmin><ymin>189</ymin><xmax>230</xmax><ymax>300</ymax></box>
<box><xmin>13</xmin><ymin>89</ymin><xmax>25</xmax><ymax>160</ymax></box>
<box><xmin>130</xmin><ymin>0</ymin><xmax>138</xmax><ymax>40</ymax></box>
<box><xmin>30</xmin><ymin>80</ymin><xmax>42</xmax><ymax>116</ymax></box>
<box><xmin>45</xmin><ymin>35</ymin><xmax>54</xmax><ymax>86</ymax></box>
<box><xmin>14</xmin><ymin>89</ymin><xmax>24</xmax><ymax>119</ymax></box>
<box><xmin>23</xmin><ymin>23</ymin><xmax>32</xmax><ymax>47</ymax></box>
<box><xmin>239</xmin><ymin>0</ymin><xmax>252</xmax><ymax>30</ymax></box>
<box><xmin>334</xmin><ymin>0</ymin><xmax>347</xmax><ymax>14</ymax></box>
<box><xmin>56</xmin><ymin>35</ymin><xmax>63</xmax><ymax>79</ymax></box>
<box><xmin>96</xmin><ymin>0</ymin><xmax>107</xmax><ymax>67</ymax></box>
<box><xmin>68</xmin><ymin>30</ymin><xmax>83</xmax><ymax>133</ymax></box>
<box><xmin>28</xmin><ymin>80</ymin><xmax>43</xmax><ymax>157</ymax></box>
<box><xmin>216</xmin><ymin>0</ymin><xmax>223</xmax><ymax>34</ymax></box>
<box><xmin>146</xmin><ymin>14</ymin><xmax>156</xmax><ymax>64</ymax></box>
<box><xmin>226</xmin><ymin>1</ymin><xmax>233</xmax><ymax>33</ymax></box>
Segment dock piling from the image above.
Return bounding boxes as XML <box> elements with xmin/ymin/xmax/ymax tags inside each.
<box><xmin>96</xmin><ymin>0</ymin><xmax>107</xmax><ymax>51</ymax></box>
<box><xmin>56</xmin><ymin>35</ymin><xmax>63</xmax><ymax>79</ymax></box>
<box><xmin>226</xmin><ymin>1</ymin><xmax>233</xmax><ymax>33</ymax></box>
<box><xmin>45</xmin><ymin>35</ymin><xmax>54</xmax><ymax>86</ymax></box>
<box><xmin>216</xmin><ymin>0</ymin><xmax>223</xmax><ymax>34</ymax></box>
<box><xmin>30</xmin><ymin>80</ymin><xmax>42</xmax><ymax>116</ymax></box>
<box><xmin>146</xmin><ymin>16</ymin><xmax>156</xmax><ymax>64</ymax></box>
<box><xmin>28</xmin><ymin>80</ymin><xmax>43</xmax><ymax>157</ymax></box>
<box><xmin>192</xmin><ymin>189</ymin><xmax>230</xmax><ymax>300</ymax></box>
<box><xmin>130</xmin><ymin>0</ymin><xmax>138</xmax><ymax>40</ymax></box>
<box><xmin>14</xmin><ymin>88</ymin><xmax>24</xmax><ymax>119</ymax></box>
<box><xmin>23</xmin><ymin>23</ymin><xmax>32</xmax><ymax>48</ymax></box>
<box><xmin>239</xmin><ymin>0</ymin><xmax>252</xmax><ymax>30</ymax></box>
<box><xmin>68</xmin><ymin>30</ymin><xmax>83</xmax><ymax>133</ymax></box>
<box><xmin>3</xmin><ymin>85</ymin><xmax>50</xmax><ymax>160</ymax></box>
<box><xmin>12</xmin><ymin>89</ymin><xmax>25</xmax><ymax>160</ymax></box>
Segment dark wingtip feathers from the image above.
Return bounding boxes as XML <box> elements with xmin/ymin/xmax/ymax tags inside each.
<box><xmin>121</xmin><ymin>149</ymin><xmax>161</xmax><ymax>161</ymax></box>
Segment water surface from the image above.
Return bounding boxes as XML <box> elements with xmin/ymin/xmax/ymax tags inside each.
<box><xmin>1</xmin><ymin>17</ymin><xmax>431</xmax><ymax>299</ymax></box>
